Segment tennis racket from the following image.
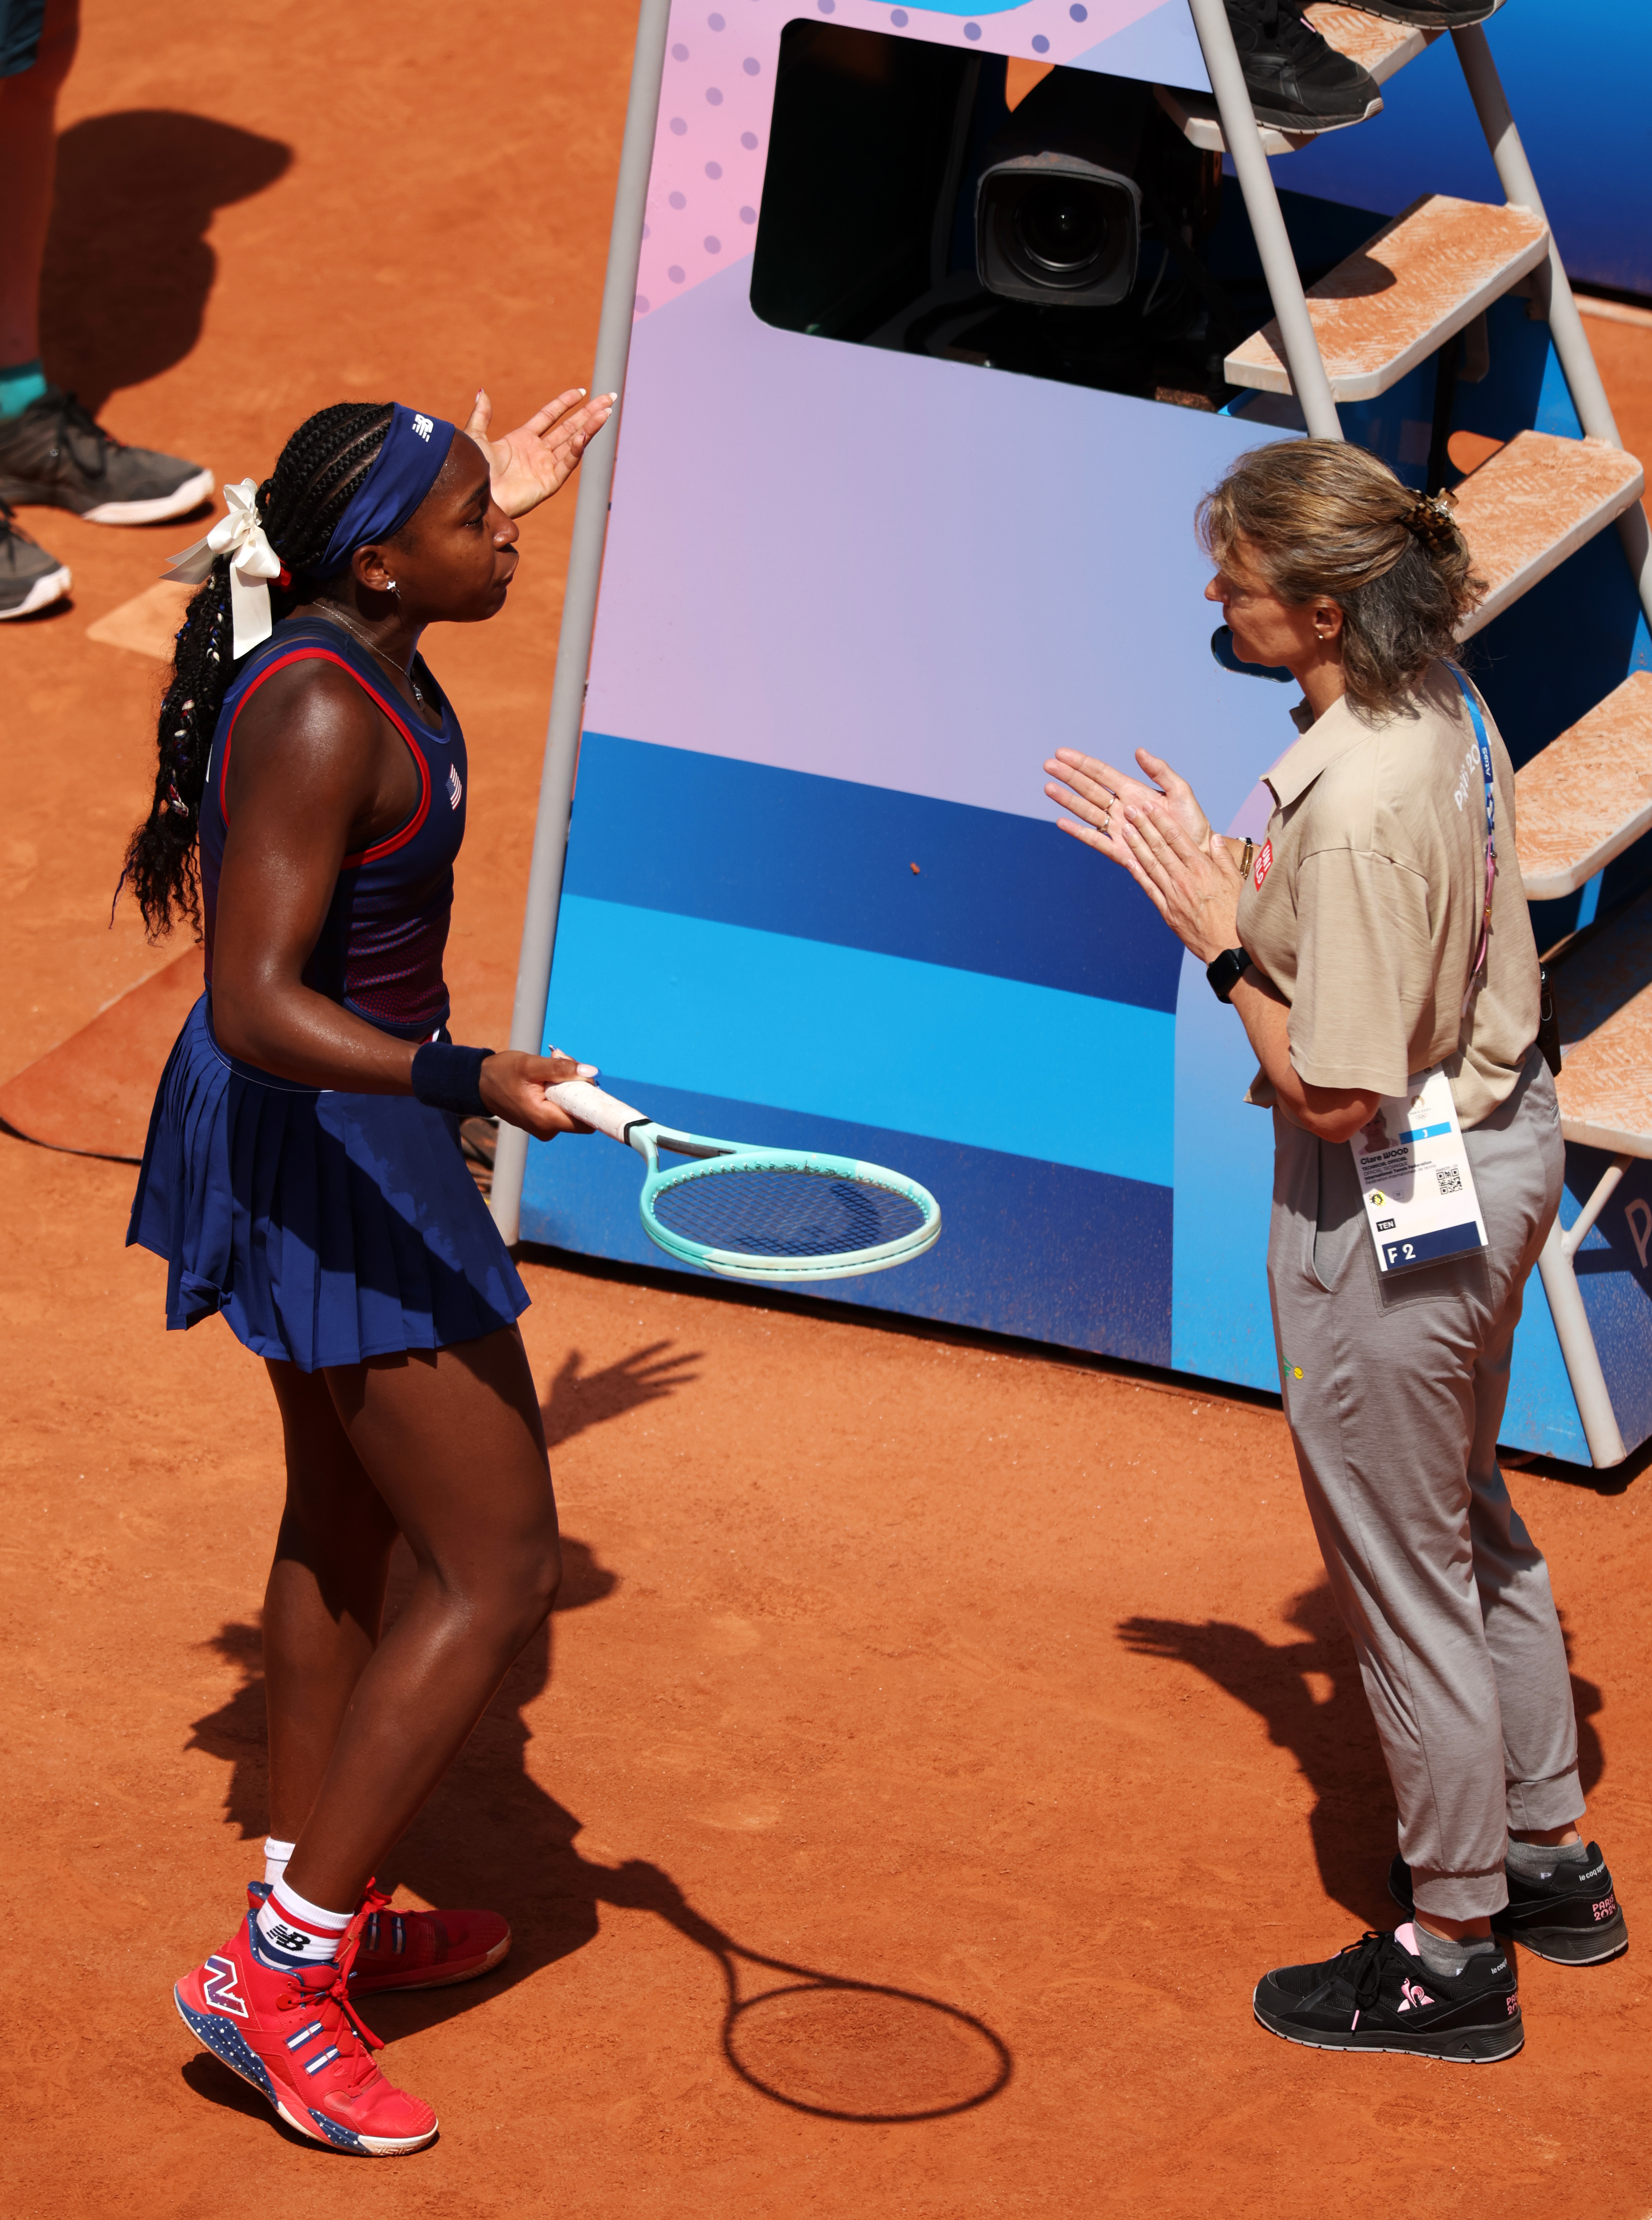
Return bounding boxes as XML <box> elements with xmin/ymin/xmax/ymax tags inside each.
<box><xmin>543</xmin><ymin>1074</ymin><xmax>941</xmax><ymax>1283</ymax></box>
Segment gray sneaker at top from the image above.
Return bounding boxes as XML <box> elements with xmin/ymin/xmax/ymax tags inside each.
<box><xmin>0</xmin><ymin>387</ymin><xmax>213</xmax><ymax>525</ymax></box>
<box><xmin>0</xmin><ymin>500</ymin><xmax>72</xmax><ymax>619</ymax></box>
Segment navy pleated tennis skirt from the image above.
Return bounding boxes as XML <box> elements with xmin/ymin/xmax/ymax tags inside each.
<box><xmin>127</xmin><ymin>994</ymin><xmax>529</xmax><ymax>1371</ymax></box>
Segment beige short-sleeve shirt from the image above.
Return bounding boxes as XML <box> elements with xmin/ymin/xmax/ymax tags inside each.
<box><xmin>1234</xmin><ymin>659</ymin><xmax>1539</xmax><ymax>1128</ymax></box>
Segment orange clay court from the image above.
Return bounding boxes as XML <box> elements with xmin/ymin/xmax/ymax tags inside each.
<box><xmin>4</xmin><ymin>5</ymin><xmax>1652</xmax><ymax>2214</ymax></box>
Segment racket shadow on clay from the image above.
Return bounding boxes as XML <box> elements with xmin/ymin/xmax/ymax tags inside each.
<box><xmin>595</xmin><ymin>1857</ymin><xmax>1013</xmax><ymax>2124</ymax></box>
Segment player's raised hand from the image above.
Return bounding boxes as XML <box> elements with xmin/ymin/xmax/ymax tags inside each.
<box><xmin>462</xmin><ymin>386</ymin><xmax>617</xmax><ymax>518</ymax></box>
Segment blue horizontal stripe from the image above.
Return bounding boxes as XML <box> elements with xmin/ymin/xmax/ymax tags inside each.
<box><xmin>566</xmin><ymin>734</ymin><xmax>1182</xmax><ymax>1015</ymax></box>
<box><xmin>547</xmin><ymin>897</ymin><xmax>1174</xmax><ymax>1187</ymax></box>
<box><xmin>1398</xmin><ymin>1121</ymin><xmax>1452</xmax><ymax>1143</ymax></box>
<box><xmin>522</xmin><ymin>1078</ymin><xmax>1172</xmax><ymax>1368</ymax></box>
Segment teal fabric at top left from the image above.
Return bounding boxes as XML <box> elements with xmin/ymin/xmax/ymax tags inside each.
<box><xmin>0</xmin><ymin>0</ymin><xmax>47</xmax><ymax>76</ymax></box>
<box><xmin>545</xmin><ymin>895</ymin><xmax>1176</xmax><ymax>1189</ymax></box>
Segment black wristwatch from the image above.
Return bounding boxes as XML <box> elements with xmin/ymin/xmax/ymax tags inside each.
<box><xmin>1206</xmin><ymin>946</ymin><xmax>1252</xmax><ymax>1003</ymax></box>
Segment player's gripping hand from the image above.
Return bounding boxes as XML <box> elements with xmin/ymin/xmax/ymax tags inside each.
<box><xmin>481</xmin><ymin>1050</ymin><xmax>598</xmax><ymax>1139</ymax></box>
<box><xmin>462</xmin><ymin>387</ymin><xmax>617</xmax><ymax>518</ymax></box>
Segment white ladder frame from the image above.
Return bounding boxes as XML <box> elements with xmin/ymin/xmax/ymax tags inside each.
<box><xmin>1189</xmin><ymin>3</ymin><xmax>1643</xmax><ymax>1466</ymax></box>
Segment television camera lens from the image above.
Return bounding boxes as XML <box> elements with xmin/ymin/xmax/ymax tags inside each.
<box><xmin>1014</xmin><ymin>180</ymin><xmax>1107</xmax><ymax>275</ymax></box>
<box><xmin>978</xmin><ymin>156</ymin><xmax>1141</xmax><ymax>307</ymax></box>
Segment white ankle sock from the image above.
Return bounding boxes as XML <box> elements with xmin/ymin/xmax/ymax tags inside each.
<box><xmin>262</xmin><ymin>1836</ymin><xmax>296</xmax><ymax>1887</ymax></box>
<box><xmin>253</xmin><ymin>1874</ymin><xmax>352</xmax><ymax>1969</ymax></box>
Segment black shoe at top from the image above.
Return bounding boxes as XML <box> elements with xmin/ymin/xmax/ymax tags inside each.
<box><xmin>1390</xmin><ymin>1844</ymin><xmax>1628</xmax><ymax>1966</ymax></box>
<box><xmin>1223</xmin><ymin>0</ymin><xmax>1383</xmax><ymax>131</ymax></box>
<box><xmin>0</xmin><ymin>386</ymin><xmax>213</xmax><ymax>525</ymax></box>
<box><xmin>1345</xmin><ymin>1</ymin><xmax>1505</xmax><ymax>26</ymax></box>
<box><xmin>1255</xmin><ymin>1926</ymin><xmax>1522</xmax><ymax>2061</ymax></box>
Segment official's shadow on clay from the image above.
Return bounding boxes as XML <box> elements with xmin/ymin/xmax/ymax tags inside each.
<box><xmin>1119</xmin><ymin>1580</ymin><xmax>1604</xmax><ymax>1926</ymax></box>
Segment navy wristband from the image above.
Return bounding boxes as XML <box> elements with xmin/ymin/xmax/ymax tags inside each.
<box><xmin>411</xmin><ymin>1042</ymin><xmax>495</xmax><ymax>1118</ymax></box>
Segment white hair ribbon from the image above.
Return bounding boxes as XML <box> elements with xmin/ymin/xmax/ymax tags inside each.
<box><xmin>164</xmin><ymin>479</ymin><xmax>284</xmax><ymax>659</ymax></box>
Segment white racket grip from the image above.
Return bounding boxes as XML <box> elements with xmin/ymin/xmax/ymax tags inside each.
<box><xmin>545</xmin><ymin>1078</ymin><xmax>650</xmax><ymax>1148</ymax></box>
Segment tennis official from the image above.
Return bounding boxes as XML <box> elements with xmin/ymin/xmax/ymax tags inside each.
<box><xmin>1044</xmin><ymin>438</ymin><xmax>1625</xmax><ymax>2064</ymax></box>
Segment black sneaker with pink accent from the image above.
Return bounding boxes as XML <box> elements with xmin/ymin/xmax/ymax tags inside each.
<box><xmin>1253</xmin><ymin>1925</ymin><xmax>1523</xmax><ymax>2061</ymax></box>
<box><xmin>1389</xmin><ymin>1843</ymin><xmax>1628</xmax><ymax>1966</ymax></box>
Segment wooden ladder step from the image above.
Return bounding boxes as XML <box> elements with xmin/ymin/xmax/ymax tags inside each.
<box><xmin>1224</xmin><ymin>194</ymin><xmax>1549</xmax><ymax>401</ymax></box>
<box><xmin>1156</xmin><ymin>6</ymin><xmax>1436</xmax><ymax>156</ymax></box>
<box><xmin>1454</xmin><ymin>431</ymin><xmax>1645</xmax><ymax>638</ymax></box>
<box><xmin>1303</xmin><ymin>4</ymin><xmax>1439</xmax><ymax>85</ymax></box>
<box><xmin>1556</xmin><ymin>991</ymin><xmax>1652</xmax><ymax>1158</ymax></box>
<box><xmin>1515</xmin><ymin>673</ymin><xmax>1652</xmax><ymax>901</ymax></box>
<box><xmin>1551</xmin><ymin>891</ymin><xmax>1652</xmax><ymax>1157</ymax></box>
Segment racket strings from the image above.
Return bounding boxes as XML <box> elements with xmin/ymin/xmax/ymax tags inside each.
<box><xmin>650</xmin><ymin>1165</ymin><xmax>929</xmax><ymax>1259</ymax></box>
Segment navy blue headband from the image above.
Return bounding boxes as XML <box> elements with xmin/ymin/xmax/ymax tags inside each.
<box><xmin>304</xmin><ymin>403</ymin><xmax>458</xmax><ymax>581</ymax></box>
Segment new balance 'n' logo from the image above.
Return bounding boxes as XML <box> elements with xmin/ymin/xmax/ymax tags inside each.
<box><xmin>412</xmin><ymin>413</ymin><xmax>434</xmax><ymax>441</ymax></box>
<box><xmin>202</xmin><ymin>1954</ymin><xmax>249</xmax><ymax>2018</ymax></box>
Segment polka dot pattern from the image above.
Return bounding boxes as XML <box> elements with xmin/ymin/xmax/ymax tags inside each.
<box><xmin>634</xmin><ymin>0</ymin><xmax>1180</xmax><ymax>319</ymax></box>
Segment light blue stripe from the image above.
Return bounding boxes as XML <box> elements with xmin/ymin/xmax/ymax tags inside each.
<box><xmin>547</xmin><ymin>897</ymin><xmax>1174</xmax><ymax>1186</ymax></box>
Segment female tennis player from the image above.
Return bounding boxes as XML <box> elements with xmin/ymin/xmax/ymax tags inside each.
<box><xmin>125</xmin><ymin>386</ymin><xmax>610</xmax><ymax>2154</ymax></box>
<box><xmin>1046</xmin><ymin>440</ymin><xmax>1625</xmax><ymax>2064</ymax></box>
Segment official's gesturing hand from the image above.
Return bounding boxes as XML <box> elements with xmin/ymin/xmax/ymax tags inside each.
<box><xmin>1116</xmin><ymin>802</ymin><xmax>1244</xmax><ymax>965</ymax></box>
<box><xmin>1043</xmin><ymin>744</ymin><xmax>1215</xmax><ymax>866</ymax></box>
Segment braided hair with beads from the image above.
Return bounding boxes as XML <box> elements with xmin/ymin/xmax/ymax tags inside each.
<box><xmin>122</xmin><ymin>402</ymin><xmax>396</xmax><ymax>938</ymax></box>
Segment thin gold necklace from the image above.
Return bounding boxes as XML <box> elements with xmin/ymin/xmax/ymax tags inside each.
<box><xmin>325</xmin><ymin>610</ymin><xmax>427</xmax><ymax>706</ymax></box>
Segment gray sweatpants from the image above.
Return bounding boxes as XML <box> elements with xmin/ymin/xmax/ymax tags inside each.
<box><xmin>1267</xmin><ymin>1048</ymin><xmax>1583</xmax><ymax>1921</ymax></box>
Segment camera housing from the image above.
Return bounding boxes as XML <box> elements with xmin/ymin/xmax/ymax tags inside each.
<box><xmin>977</xmin><ymin>154</ymin><xmax>1142</xmax><ymax>308</ymax></box>
<box><xmin>750</xmin><ymin>24</ymin><xmax>1239</xmax><ymax>411</ymax></box>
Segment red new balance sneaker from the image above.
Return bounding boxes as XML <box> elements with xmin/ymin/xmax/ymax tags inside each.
<box><xmin>175</xmin><ymin>1912</ymin><xmax>438</xmax><ymax>2156</ymax></box>
<box><xmin>248</xmin><ymin>1879</ymin><xmax>510</xmax><ymax>1997</ymax></box>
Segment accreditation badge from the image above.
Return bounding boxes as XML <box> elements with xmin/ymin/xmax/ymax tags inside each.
<box><xmin>1352</xmin><ymin>1066</ymin><xmax>1488</xmax><ymax>1274</ymax></box>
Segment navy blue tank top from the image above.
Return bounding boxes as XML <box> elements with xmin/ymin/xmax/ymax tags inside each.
<box><xmin>199</xmin><ymin>618</ymin><xmax>466</xmax><ymax>1041</ymax></box>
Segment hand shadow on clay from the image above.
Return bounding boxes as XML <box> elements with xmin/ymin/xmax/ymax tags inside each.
<box><xmin>1120</xmin><ymin>1582</ymin><xmax>1605</xmax><ymax>1925</ymax></box>
<box><xmin>183</xmin><ymin>1336</ymin><xmax>1012</xmax><ymax>2125</ymax></box>
<box><xmin>40</xmin><ymin>111</ymin><xmax>292</xmax><ymax>420</ymax></box>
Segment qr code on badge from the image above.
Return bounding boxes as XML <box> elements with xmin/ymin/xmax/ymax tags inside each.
<box><xmin>1436</xmin><ymin>1165</ymin><xmax>1463</xmax><ymax>1196</ymax></box>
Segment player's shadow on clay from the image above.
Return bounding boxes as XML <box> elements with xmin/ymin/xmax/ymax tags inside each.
<box><xmin>42</xmin><ymin>110</ymin><xmax>292</xmax><ymax>419</ymax></box>
<box><xmin>182</xmin><ymin>1338</ymin><xmax>1011</xmax><ymax>2126</ymax></box>
<box><xmin>1119</xmin><ymin>1581</ymin><xmax>1605</xmax><ymax>1924</ymax></box>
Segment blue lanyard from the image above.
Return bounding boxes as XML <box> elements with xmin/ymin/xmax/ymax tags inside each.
<box><xmin>1448</xmin><ymin>666</ymin><xmax>1498</xmax><ymax>992</ymax></box>
<box><xmin>1450</xmin><ymin>665</ymin><xmax>1497</xmax><ymax>849</ymax></box>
